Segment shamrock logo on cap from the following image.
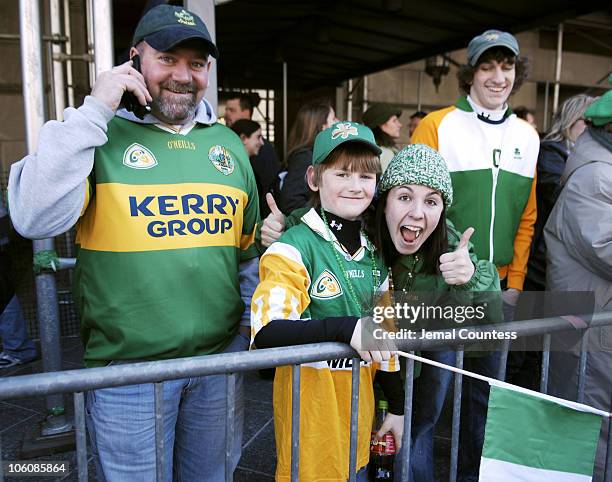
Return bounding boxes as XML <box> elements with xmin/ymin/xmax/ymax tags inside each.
<box><xmin>331</xmin><ymin>123</ymin><xmax>358</xmax><ymax>140</ymax></box>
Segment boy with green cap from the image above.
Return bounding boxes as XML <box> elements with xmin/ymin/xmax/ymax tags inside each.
<box><xmin>251</xmin><ymin>121</ymin><xmax>404</xmax><ymax>481</ymax></box>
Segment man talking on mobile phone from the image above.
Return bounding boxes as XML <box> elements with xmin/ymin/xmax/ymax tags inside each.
<box><xmin>8</xmin><ymin>5</ymin><xmax>259</xmax><ymax>481</ymax></box>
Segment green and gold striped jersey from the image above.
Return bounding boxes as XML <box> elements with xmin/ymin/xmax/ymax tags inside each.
<box><xmin>252</xmin><ymin>209</ymin><xmax>397</xmax><ymax>481</ymax></box>
<box><xmin>74</xmin><ymin>118</ymin><xmax>259</xmax><ymax>367</ymax></box>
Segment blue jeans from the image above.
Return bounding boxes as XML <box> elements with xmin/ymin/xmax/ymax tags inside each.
<box><xmin>453</xmin><ymin>302</ymin><xmax>509</xmax><ymax>482</ymax></box>
<box><xmin>457</xmin><ymin>352</ymin><xmax>500</xmax><ymax>482</ymax></box>
<box><xmin>86</xmin><ymin>332</ymin><xmax>249</xmax><ymax>482</ymax></box>
<box><xmin>409</xmin><ymin>349</ymin><xmax>456</xmax><ymax>482</ymax></box>
<box><xmin>0</xmin><ymin>295</ymin><xmax>37</xmax><ymax>360</ymax></box>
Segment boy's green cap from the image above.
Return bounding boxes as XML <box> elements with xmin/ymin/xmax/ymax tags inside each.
<box><xmin>312</xmin><ymin>121</ymin><xmax>381</xmax><ymax>165</ymax></box>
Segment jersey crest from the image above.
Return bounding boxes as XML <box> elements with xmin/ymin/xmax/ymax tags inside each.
<box><xmin>311</xmin><ymin>269</ymin><xmax>343</xmax><ymax>300</ymax></box>
<box><xmin>208</xmin><ymin>145</ymin><xmax>235</xmax><ymax>175</ymax></box>
<box><xmin>123</xmin><ymin>143</ymin><xmax>157</xmax><ymax>169</ymax></box>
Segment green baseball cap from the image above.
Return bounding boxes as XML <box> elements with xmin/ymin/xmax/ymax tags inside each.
<box><xmin>467</xmin><ymin>29</ymin><xmax>519</xmax><ymax>66</ymax></box>
<box><xmin>132</xmin><ymin>5</ymin><xmax>218</xmax><ymax>58</ymax></box>
<box><xmin>312</xmin><ymin>122</ymin><xmax>382</xmax><ymax>165</ymax></box>
<box><xmin>584</xmin><ymin>73</ymin><xmax>612</xmax><ymax>126</ymax></box>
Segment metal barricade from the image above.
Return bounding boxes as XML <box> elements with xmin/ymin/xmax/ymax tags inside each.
<box><xmin>0</xmin><ymin>312</ymin><xmax>611</xmax><ymax>482</ymax></box>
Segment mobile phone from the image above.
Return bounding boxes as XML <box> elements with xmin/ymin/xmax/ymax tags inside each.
<box><xmin>120</xmin><ymin>55</ymin><xmax>151</xmax><ymax>120</ymax></box>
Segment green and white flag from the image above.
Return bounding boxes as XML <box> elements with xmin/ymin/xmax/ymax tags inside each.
<box><xmin>479</xmin><ymin>381</ymin><xmax>606</xmax><ymax>481</ymax></box>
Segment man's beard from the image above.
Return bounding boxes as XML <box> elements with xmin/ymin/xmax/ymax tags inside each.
<box><xmin>153</xmin><ymin>80</ymin><xmax>198</xmax><ymax>122</ymax></box>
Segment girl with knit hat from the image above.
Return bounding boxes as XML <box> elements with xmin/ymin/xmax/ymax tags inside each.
<box><xmin>372</xmin><ymin>144</ymin><xmax>501</xmax><ymax>481</ymax></box>
<box><xmin>373</xmin><ymin>144</ymin><xmax>493</xmax><ymax>285</ymax></box>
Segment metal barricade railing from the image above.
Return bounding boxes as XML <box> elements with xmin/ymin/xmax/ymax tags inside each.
<box><xmin>0</xmin><ymin>312</ymin><xmax>611</xmax><ymax>482</ymax></box>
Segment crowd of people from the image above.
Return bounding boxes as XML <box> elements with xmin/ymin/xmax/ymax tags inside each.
<box><xmin>4</xmin><ymin>3</ymin><xmax>611</xmax><ymax>481</ymax></box>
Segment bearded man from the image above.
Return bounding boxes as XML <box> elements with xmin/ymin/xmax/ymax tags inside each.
<box><xmin>8</xmin><ymin>5</ymin><xmax>259</xmax><ymax>480</ymax></box>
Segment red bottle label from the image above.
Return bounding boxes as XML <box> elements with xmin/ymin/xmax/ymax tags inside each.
<box><xmin>370</xmin><ymin>432</ymin><xmax>396</xmax><ymax>455</ymax></box>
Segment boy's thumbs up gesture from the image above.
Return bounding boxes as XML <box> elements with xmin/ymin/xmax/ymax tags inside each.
<box><xmin>439</xmin><ymin>227</ymin><xmax>476</xmax><ymax>286</ymax></box>
<box><xmin>261</xmin><ymin>193</ymin><xmax>286</xmax><ymax>248</ymax></box>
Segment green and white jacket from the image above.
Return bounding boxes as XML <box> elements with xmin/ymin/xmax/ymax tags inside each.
<box><xmin>412</xmin><ymin>96</ymin><xmax>539</xmax><ymax>290</ymax></box>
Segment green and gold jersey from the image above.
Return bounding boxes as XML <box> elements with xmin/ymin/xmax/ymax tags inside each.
<box><xmin>74</xmin><ymin>118</ymin><xmax>259</xmax><ymax>367</ymax></box>
<box><xmin>252</xmin><ymin>208</ymin><xmax>398</xmax><ymax>481</ymax></box>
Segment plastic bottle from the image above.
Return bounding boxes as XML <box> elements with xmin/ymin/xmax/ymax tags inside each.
<box><xmin>369</xmin><ymin>399</ymin><xmax>396</xmax><ymax>481</ymax></box>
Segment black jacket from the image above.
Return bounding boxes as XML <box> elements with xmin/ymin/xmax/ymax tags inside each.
<box><xmin>525</xmin><ymin>140</ymin><xmax>568</xmax><ymax>290</ymax></box>
<box><xmin>279</xmin><ymin>147</ymin><xmax>313</xmax><ymax>215</ymax></box>
<box><xmin>0</xmin><ymin>198</ymin><xmax>14</xmax><ymax>312</ymax></box>
<box><xmin>250</xmin><ymin>139</ymin><xmax>281</xmax><ymax>218</ymax></box>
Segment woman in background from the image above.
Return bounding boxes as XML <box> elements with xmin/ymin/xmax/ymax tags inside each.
<box><xmin>510</xmin><ymin>94</ymin><xmax>597</xmax><ymax>392</ymax></box>
<box><xmin>231</xmin><ymin>119</ymin><xmax>278</xmax><ymax>218</ymax></box>
<box><xmin>279</xmin><ymin>100</ymin><xmax>338</xmax><ymax>214</ymax></box>
<box><xmin>525</xmin><ymin>94</ymin><xmax>597</xmax><ymax>291</ymax></box>
<box><xmin>363</xmin><ymin>103</ymin><xmax>403</xmax><ymax>171</ymax></box>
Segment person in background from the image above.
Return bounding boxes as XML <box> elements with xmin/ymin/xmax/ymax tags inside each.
<box><xmin>224</xmin><ymin>91</ymin><xmax>256</xmax><ymax>127</ymax></box>
<box><xmin>278</xmin><ymin>99</ymin><xmax>338</xmax><ymax>214</ymax></box>
<box><xmin>524</xmin><ymin>94</ymin><xmax>597</xmax><ymax>292</ymax></box>
<box><xmin>507</xmin><ymin>96</ymin><xmax>595</xmax><ymax>391</ymax></box>
<box><xmin>514</xmin><ymin>105</ymin><xmax>538</xmax><ymax>131</ymax></box>
<box><xmin>544</xmin><ymin>78</ymin><xmax>612</xmax><ymax>481</ymax></box>
<box><xmin>408</xmin><ymin>110</ymin><xmax>427</xmax><ymax>140</ymax></box>
<box><xmin>0</xmin><ymin>196</ymin><xmax>37</xmax><ymax>369</ymax></box>
<box><xmin>225</xmin><ymin>92</ymin><xmax>281</xmax><ymax>217</ymax></box>
<box><xmin>231</xmin><ymin>119</ymin><xmax>264</xmax><ymax>158</ymax></box>
<box><xmin>232</xmin><ymin>119</ymin><xmax>278</xmax><ymax>219</ymax></box>
<box><xmin>362</xmin><ymin>103</ymin><xmax>403</xmax><ymax>171</ymax></box>
<box><xmin>411</xmin><ymin>29</ymin><xmax>539</xmax><ymax>481</ymax></box>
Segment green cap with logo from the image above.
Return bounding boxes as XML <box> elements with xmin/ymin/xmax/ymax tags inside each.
<box><xmin>312</xmin><ymin>121</ymin><xmax>382</xmax><ymax>165</ymax></box>
<box><xmin>467</xmin><ymin>29</ymin><xmax>519</xmax><ymax>66</ymax></box>
<box><xmin>132</xmin><ymin>5</ymin><xmax>218</xmax><ymax>58</ymax></box>
<box><xmin>584</xmin><ymin>73</ymin><xmax>612</xmax><ymax>127</ymax></box>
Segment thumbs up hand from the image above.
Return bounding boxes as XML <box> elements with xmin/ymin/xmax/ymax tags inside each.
<box><xmin>439</xmin><ymin>227</ymin><xmax>476</xmax><ymax>285</ymax></box>
<box><xmin>261</xmin><ymin>193</ymin><xmax>286</xmax><ymax>247</ymax></box>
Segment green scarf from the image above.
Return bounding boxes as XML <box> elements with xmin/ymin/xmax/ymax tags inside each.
<box><xmin>589</xmin><ymin>125</ymin><xmax>612</xmax><ymax>154</ymax></box>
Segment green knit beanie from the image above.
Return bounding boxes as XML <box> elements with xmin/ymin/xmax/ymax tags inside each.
<box><xmin>378</xmin><ymin>144</ymin><xmax>453</xmax><ymax>206</ymax></box>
